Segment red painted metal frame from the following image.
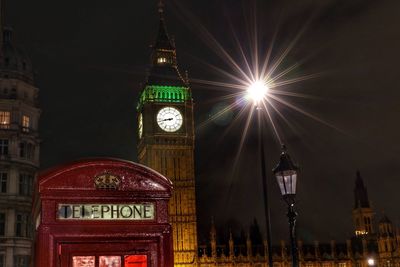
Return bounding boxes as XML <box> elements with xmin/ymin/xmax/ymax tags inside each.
<box><xmin>32</xmin><ymin>158</ymin><xmax>174</xmax><ymax>267</ymax></box>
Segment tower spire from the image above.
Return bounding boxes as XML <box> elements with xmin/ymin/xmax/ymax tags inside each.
<box><xmin>158</xmin><ymin>0</ymin><xmax>164</xmax><ymax>17</ymax></box>
<box><xmin>354</xmin><ymin>170</ymin><xmax>370</xmax><ymax>208</ymax></box>
<box><xmin>154</xmin><ymin>0</ymin><xmax>174</xmax><ymax>51</ymax></box>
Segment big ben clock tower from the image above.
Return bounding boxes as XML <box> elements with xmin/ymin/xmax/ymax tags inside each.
<box><xmin>137</xmin><ymin>2</ymin><xmax>198</xmax><ymax>266</ymax></box>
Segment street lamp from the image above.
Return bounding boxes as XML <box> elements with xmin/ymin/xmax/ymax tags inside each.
<box><xmin>246</xmin><ymin>80</ymin><xmax>273</xmax><ymax>267</ymax></box>
<box><xmin>273</xmin><ymin>145</ymin><xmax>299</xmax><ymax>267</ymax></box>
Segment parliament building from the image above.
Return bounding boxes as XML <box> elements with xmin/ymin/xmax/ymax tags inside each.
<box><xmin>0</xmin><ymin>1</ymin><xmax>399</xmax><ymax>266</ymax></box>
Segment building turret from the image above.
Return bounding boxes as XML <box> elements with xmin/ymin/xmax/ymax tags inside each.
<box><xmin>314</xmin><ymin>241</ymin><xmax>320</xmax><ymax>260</ymax></box>
<box><xmin>330</xmin><ymin>240</ymin><xmax>336</xmax><ymax>259</ymax></box>
<box><xmin>246</xmin><ymin>233</ymin><xmax>252</xmax><ymax>259</ymax></box>
<box><xmin>281</xmin><ymin>240</ymin><xmax>288</xmax><ymax>262</ymax></box>
<box><xmin>346</xmin><ymin>239</ymin><xmax>352</xmax><ymax>258</ymax></box>
<box><xmin>378</xmin><ymin>214</ymin><xmax>396</xmax><ymax>258</ymax></box>
<box><xmin>210</xmin><ymin>218</ymin><xmax>217</xmax><ymax>260</ymax></box>
<box><xmin>352</xmin><ymin>171</ymin><xmax>375</xmax><ymax>236</ymax></box>
<box><xmin>228</xmin><ymin>230</ymin><xmax>234</xmax><ymax>260</ymax></box>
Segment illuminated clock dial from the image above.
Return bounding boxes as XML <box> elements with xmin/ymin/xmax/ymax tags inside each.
<box><xmin>157</xmin><ymin>107</ymin><xmax>183</xmax><ymax>132</ymax></box>
<box><xmin>138</xmin><ymin>113</ymin><xmax>143</xmax><ymax>138</ymax></box>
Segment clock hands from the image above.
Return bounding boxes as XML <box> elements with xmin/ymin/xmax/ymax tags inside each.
<box><xmin>158</xmin><ymin>117</ymin><xmax>174</xmax><ymax>122</ymax></box>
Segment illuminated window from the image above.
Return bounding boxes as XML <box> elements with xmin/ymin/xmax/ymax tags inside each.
<box><xmin>355</xmin><ymin>230</ymin><xmax>368</xmax><ymax>236</ymax></box>
<box><xmin>0</xmin><ymin>173</ymin><xmax>7</xmax><ymax>193</ymax></box>
<box><xmin>338</xmin><ymin>263</ymin><xmax>347</xmax><ymax>267</ymax></box>
<box><xmin>99</xmin><ymin>256</ymin><xmax>121</xmax><ymax>267</ymax></box>
<box><xmin>0</xmin><ymin>111</ymin><xmax>10</xmax><ymax>128</ymax></box>
<box><xmin>0</xmin><ymin>213</ymin><xmax>5</xmax><ymax>236</ymax></box>
<box><xmin>19</xmin><ymin>173</ymin><xmax>33</xmax><ymax>196</ymax></box>
<box><xmin>125</xmin><ymin>255</ymin><xmax>147</xmax><ymax>267</ymax></box>
<box><xmin>73</xmin><ymin>256</ymin><xmax>95</xmax><ymax>267</ymax></box>
<box><xmin>0</xmin><ymin>140</ymin><xmax>8</xmax><ymax>156</ymax></box>
<box><xmin>22</xmin><ymin>115</ymin><xmax>30</xmax><ymax>132</ymax></box>
<box><xmin>157</xmin><ymin>57</ymin><xmax>167</xmax><ymax>64</ymax></box>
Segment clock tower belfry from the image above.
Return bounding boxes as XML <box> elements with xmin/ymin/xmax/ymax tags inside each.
<box><xmin>137</xmin><ymin>2</ymin><xmax>198</xmax><ymax>266</ymax></box>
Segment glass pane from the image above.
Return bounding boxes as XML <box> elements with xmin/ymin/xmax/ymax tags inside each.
<box><xmin>124</xmin><ymin>255</ymin><xmax>147</xmax><ymax>267</ymax></box>
<box><xmin>72</xmin><ymin>256</ymin><xmax>95</xmax><ymax>267</ymax></box>
<box><xmin>99</xmin><ymin>256</ymin><xmax>121</xmax><ymax>267</ymax></box>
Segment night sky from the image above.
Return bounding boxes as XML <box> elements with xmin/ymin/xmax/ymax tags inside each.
<box><xmin>7</xmin><ymin>0</ymin><xmax>400</xmax><ymax>244</ymax></box>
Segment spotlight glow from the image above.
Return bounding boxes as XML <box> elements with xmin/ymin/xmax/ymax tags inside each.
<box><xmin>367</xmin><ymin>259</ymin><xmax>375</xmax><ymax>266</ymax></box>
<box><xmin>246</xmin><ymin>80</ymin><xmax>269</xmax><ymax>103</ymax></box>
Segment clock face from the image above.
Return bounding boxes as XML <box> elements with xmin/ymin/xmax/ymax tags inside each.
<box><xmin>156</xmin><ymin>107</ymin><xmax>183</xmax><ymax>132</ymax></box>
<box><xmin>138</xmin><ymin>113</ymin><xmax>143</xmax><ymax>138</ymax></box>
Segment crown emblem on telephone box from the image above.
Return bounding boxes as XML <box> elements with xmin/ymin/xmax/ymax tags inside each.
<box><xmin>94</xmin><ymin>173</ymin><xmax>121</xmax><ymax>190</ymax></box>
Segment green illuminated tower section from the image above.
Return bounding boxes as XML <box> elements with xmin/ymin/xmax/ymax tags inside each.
<box><xmin>137</xmin><ymin>3</ymin><xmax>198</xmax><ymax>266</ymax></box>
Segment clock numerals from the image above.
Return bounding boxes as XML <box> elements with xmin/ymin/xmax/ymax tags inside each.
<box><xmin>156</xmin><ymin>107</ymin><xmax>183</xmax><ymax>132</ymax></box>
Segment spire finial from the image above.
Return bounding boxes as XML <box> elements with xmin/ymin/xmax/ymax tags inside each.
<box><xmin>158</xmin><ymin>0</ymin><xmax>164</xmax><ymax>16</ymax></box>
<box><xmin>281</xmin><ymin>144</ymin><xmax>287</xmax><ymax>154</ymax></box>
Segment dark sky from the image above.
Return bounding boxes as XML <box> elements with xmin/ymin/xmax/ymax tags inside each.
<box><xmin>8</xmin><ymin>0</ymin><xmax>400</xmax><ymax>244</ymax></box>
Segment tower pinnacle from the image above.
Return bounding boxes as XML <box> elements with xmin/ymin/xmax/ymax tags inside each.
<box><xmin>158</xmin><ymin>0</ymin><xmax>164</xmax><ymax>16</ymax></box>
<box><xmin>354</xmin><ymin>171</ymin><xmax>370</xmax><ymax>209</ymax></box>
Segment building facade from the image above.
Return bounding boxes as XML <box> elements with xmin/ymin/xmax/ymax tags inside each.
<box><xmin>197</xmin><ymin>172</ymin><xmax>400</xmax><ymax>267</ymax></box>
<box><xmin>0</xmin><ymin>9</ymin><xmax>40</xmax><ymax>267</ymax></box>
<box><xmin>136</xmin><ymin>2</ymin><xmax>198</xmax><ymax>266</ymax></box>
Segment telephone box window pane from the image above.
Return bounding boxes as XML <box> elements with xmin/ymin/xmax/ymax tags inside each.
<box><xmin>99</xmin><ymin>256</ymin><xmax>121</xmax><ymax>267</ymax></box>
<box><xmin>72</xmin><ymin>256</ymin><xmax>95</xmax><ymax>267</ymax></box>
<box><xmin>124</xmin><ymin>255</ymin><xmax>147</xmax><ymax>267</ymax></box>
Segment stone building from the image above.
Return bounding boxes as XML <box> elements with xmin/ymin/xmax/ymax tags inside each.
<box><xmin>0</xmin><ymin>4</ymin><xmax>40</xmax><ymax>267</ymax></box>
<box><xmin>197</xmin><ymin>172</ymin><xmax>400</xmax><ymax>267</ymax></box>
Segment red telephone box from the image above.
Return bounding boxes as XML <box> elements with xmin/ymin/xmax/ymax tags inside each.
<box><xmin>32</xmin><ymin>158</ymin><xmax>173</xmax><ymax>267</ymax></box>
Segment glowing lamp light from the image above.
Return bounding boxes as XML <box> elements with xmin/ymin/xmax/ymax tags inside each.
<box><xmin>368</xmin><ymin>258</ymin><xmax>375</xmax><ymax>266</ymax></box>
<box><xmin>246</xmin><ymin>80</ymin><xmax>269</xmax><ymax>103</ymax></box>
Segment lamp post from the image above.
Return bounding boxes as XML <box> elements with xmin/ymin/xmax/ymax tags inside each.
<box><xmin>273</xmin><ymin>145</ymin><xmax>299</xmax><ymax>267</ymax></box>
<box><xmin>246</xmin><ymin>80</ymin><xmax>273</xmax><ymax>267</ymax></box>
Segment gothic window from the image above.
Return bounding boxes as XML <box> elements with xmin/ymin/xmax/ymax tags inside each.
<box><xmin>22</xmin><ymin>115</ymin><xmax>30</xmax><ymax>132</ymax></box>
<box><xmin>15</xmin><ymin>213</ymin><xmax>30</xmax><ymax>237</ymax></box>
<box><xmin>0</xmin><ymin>172</ymin><xmax>7</xmax><ymax>193</ymax></box>
<box><xmin>0</xmin><ymin>213</ymin><xmax>5</xmax><ymax>236</ymax></box>
<box><xmin>0</xmin><ymin>111</ymin><xmax>10</xmax><ymax>128</ymax></box>
<box><xmin>157</xmin><ymin>57</ymin><xmax>167</xmax><ymax>64</ymax></box>
<box><xmin>0</xmin><ymin>140</ymin><xmax>9</xmax><ymax>156</ymax></box>
<box><xmin>13</xmin><ymin>255</ymin><xmax>30</xmax><ymax>267</ymax></box>
<box><xmin>19</xmin><ymin>173</ymin><xmax>33</xmax><ymax>196</ymax></box>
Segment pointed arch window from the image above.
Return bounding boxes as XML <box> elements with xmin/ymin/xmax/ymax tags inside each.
<box><xmin>157</xmin><ymin>57</ymin><xmax>167</xmax><ymax>64</ymax></box>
